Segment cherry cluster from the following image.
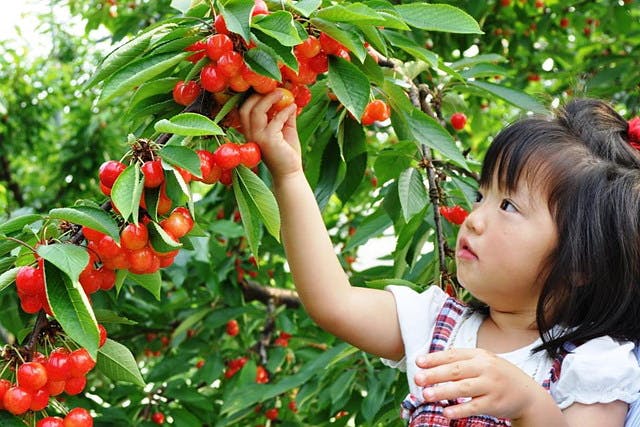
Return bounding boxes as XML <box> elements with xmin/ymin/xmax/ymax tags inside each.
<box><xmin>439</xmin><ymin>205</ymin><xmax>469</xmax><ymax>225</ymax></box>
<box><xmin>15</xmin><ymin>260</ymin><xmax>52</xmax><ymax>315</ymax></box>
<box><xmin>0</xmin><ymin>342</ymin><xmax>105</xmax><ymax>425</ymax></box>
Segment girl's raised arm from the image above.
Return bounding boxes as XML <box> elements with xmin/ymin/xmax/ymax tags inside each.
<box><xmin>239</xmin><ymin>92</ymin><xmax>403</xmax><ymax>361</ymax></box>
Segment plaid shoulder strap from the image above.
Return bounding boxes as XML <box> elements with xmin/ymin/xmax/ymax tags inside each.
<box><xmin>428</xmin><ymin>297</ymin><xmax>468</xmax><ymax>353</ymax></box>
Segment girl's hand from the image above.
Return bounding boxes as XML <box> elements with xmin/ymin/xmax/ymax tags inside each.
<box><xmin>414</xmin><ymin>348</ymin><xmax>543</xmax><ymax>421</ymax></box>
<box><xmin>239</xmin><ymin>91</ymin><xmax>302</xmax><ymax>180</ymax></box>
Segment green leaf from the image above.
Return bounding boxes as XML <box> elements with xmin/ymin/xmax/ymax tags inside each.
<box><xmin>314</xmin><ymin>4</ymin><xmax>386</xmax><ymax>25</ymax></box>
<box><xmin>38</xmin><ymin>244</ymin><xmax>89</xmax><ymax>281</ymax></box>
<box><xmin>154</xmin><ymin>112</ymin><xmax>224</xmax><ymax>136</ymax></box>
<box><xmin>128</xmin><ymin>77</ymin><xmax>180</xmax><ymax>112</ymax></box>
<box><xmin>451</xmin><ymin>53</ymin><xmax>506</xmax><ymax>70</ymax></box>
<box><xmin>383</xmin><ymin>31</ymin><xmax>438</xmax><ymax>68</ymax></box>
<box><xmin>345</xmin><ymin>208</ymin><xmax>393</xmax><ymax>251</ymax></box>
<box><xmin>398</xmin><ymin>168</ymin><xmax>429</xmax><ymax>222</ymax></box>
<box><xmin>0</xmin><ymin>214</ymin><xmax>42</xmax><ymax>234</ymax></box>
<box><xmin>232</xmin><ymin>171</ymin><xmax>262</xmax><ymax>256</ymax></box>
<box><xmin>466</xmin><ymin>80</ymin><xmax>547</xmax><ymax>114</ymax></box>
<box><xmin>235</xmin><ymin>166</ymin><xmax>281</xmax><ymax>242</ymax></box>
<box><xmin>49</xmin><ymin>206</ymin><xmax>120</xmax><ymax>241</ymax></box>
<box><xmin>148</xmin><ymin>221</ymin><xmax>182</xmax><ymax>254</ymax></box>
<box><xmin>98</xmin><ymin>52</ymin><xmax>190</xmax><ymax>105</ymax></box>
<box><xmin>127</xmin><ymin>271</ymin><xmax>162</xmax><ymax>300</ymax></box>
<box><xmin>328</xmin><ymin>57</ymin><xmax>370</xmax><ymax>123</ymax></box>
<box><xmin>330</xmin><ymin>369</ymin><xmax>356</xmax><ymax>404</ymax></box>
<box><xmin>253</xmin><ymin>33</ymin><xmax>297</xmax><ymax>72</ymax></box>
<box><xmin>43</xmin><ymin>261</ymin><xmax>99</xmax><ymax>359</ymax></box>
<box><xmin>365</xmin><ymin>278</ymin><xmax>422</xmax><ymax>292</ymax></box>
<box><xmin>85</xmin><ymin>25</ymin><xmax>169</xmax><ymax>89</ymax></box>
<box><xmin>219</xmin><ymin>0</ymin><xmax>253</xmax><ymax>42</ymax></box>
<box><xmin>243</xmin><ymin>47</ymin><xmax>282</xmax><ymax>81</ymax></box>
<box><xmin>158</xmin><ymin>144</ymin><xmax>202</xmax><ymax>177</ymax></box>
<box><xmin>111</xmin><ymin>165</ymin><xmax>144</xmax><ymax>223</ymax></box>
<box><xmin>310</xmin><ymin>18</ymin><xmax>367</xmax><ymax>62</ymax></box>
<box><xmin>373</xmin><ymin>142</ymin><xmax>416</xmax><ymax>184</ymax></box>
<box><xmin>93</xmin><ymin>309</ymin><xmax>138</xmax><ymax>325</ymax></box>
<box><xmin>251</xmin><ymin>11</ymin><xmax>302</xmax><ymax>46</ymax></box>
<box><xmin>289</xmin><ymin>0</ymin><xmax>321</xmax><ymax>17</ymax></box>
<box><xmin>97</xmin><ymin>338</ymin><xmax>145</xmax><ymax>386</ymax></box>
<box><xmin>170</xmin><ymin>0</ymin><xmax>191</xmax><ymax>13</ymax></box>
<box><xmin>395</xmin><ymin>3</ymin><xmax>483</xmax><ymax>34</ymax></box>
<box><xmin>0</xmin><ymin>267</ymin><xmax>19</xmax><ymax>293</ymax></box>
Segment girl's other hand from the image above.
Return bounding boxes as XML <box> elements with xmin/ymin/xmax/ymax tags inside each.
<box><xmin>239</xmin><ymin>91</ymin><xmax>302</xmax><ymax>180</ymax></box>
<box><xmin>413</xmin><ymin>348</ymin><xmax>543</xmax><ymax>421</ymax></box>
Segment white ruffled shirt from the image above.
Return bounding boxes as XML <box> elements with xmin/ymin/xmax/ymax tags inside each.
<box><xmin>381</xmin><ymin>285</ymin><xmax>640</xmax><ymax>410</ymax></box>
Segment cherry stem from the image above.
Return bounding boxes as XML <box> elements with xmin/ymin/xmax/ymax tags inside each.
<box><xmin>24</xmin><ymin>311</ymin><xmax>49</xmax><ymax>357</ymax></box>
<box><xmin>2</xmin><ymin>236</ymin><xmax>37</xmax><ymax>254</ymax></box>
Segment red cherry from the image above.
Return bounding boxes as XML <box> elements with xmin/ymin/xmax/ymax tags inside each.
<box><xmin>160</xmin><ymin>207</ymin><xmax>194</xmax><ymax>238</ymax></box>
<box><xmin>560</xmin><ymin>17</ymin><xmax>569</xmax><ymax>28</ymax></box>
<box><xmin>450</xmin><ymin>112</ymin><xmax>467</xmax><ymax>131</ymax></box>
<box><xmin>0</xmin><ymin>379</ymin><xmax>11</xmax><ymax>410</ymax></box>
<box><xmin>98</xmin><ymin>324</ymin><xmax>107</xmax><ymax>347</ymax></box>
<box><xmin>239</xmin><ymin>142</ymin><xmax>261</xmax><ymax>168</ymax></box>
<box><xmin>64</xmin><ymin>376</ymin><xmax>86</xmax><ymax>396</ymax></box>
<box><xmin>172</xmin><ymin>80</ymin><xmax>201</xmax><ymax>106</ymax></box>
<box><xmin>196</xmin><ymin>150</ymin><xmax>222</xmax><ymax>184</ymax></box>
<box><xmin>319</xmin><ymin>33</ymin><xmax>345</xmax><ymax>55</ymax></box>
<box><xmin>219</xmin><ymin>168</ymin><xmax>233</xmax><ymax>186</ymax></box>
<box><xmin>206</xmin><ymin>34</ymin><xmax>233</xmax><ymax>61</ymax></box>
<box><xmin>364</xmin><ymin>99</ymin><xmax>390</xmax><ymax>122</ymax></box>
<box><xmin>252</xmin><ymin>0</ymin><xmax>269</xmax><ymax>15</ymax></box>
<box><xmin>184</xmin><ymin>40</ymin><xmax>207</xmax><ymax>63</ymax></box>
<box><xmin>214</xmin><ymin>14</ymin><xmax>229</xmax><ymax>35</ymax></box>
<box><xmin>98</xmin><ymin>160</ymin><xmax>126</xmax><ymax>189</ymax></box>
<box><xmin>151</xmin><ymin>411</ymin><xmax>165</xmax><ymax>425</ymax></box>
<box><xmin>213</xmin><ymin>143</ymin><xmax>242</xmax><ymax>170</ymax></box>
<box><xmin>295</xmin><ymin>36</ymin><xmax>321</xmax><ymax>58</ymax></box>
<box><xmin>97</xmin><ymin>235</ymin><xmax>123</xmax><ymax>260</ymax></box>
<box><xmin>63</xmin><ymin>407</ymin><xmax>93</xmax><ymax>427</ymax></box>
<box><xmin>255</xmin><ymin>365</ymin><xmax>269</xmax><ymax>384</ymax></box>
<box><xmin>46</xmin><ymin>348</ymin><xmax>71</xmax><ymax>382</ymax></box>
<box><xmin>16</xmin><ymin>265</ymin><xmax>45</xmax><ymax>296</ymax></box>
<box><xmin>120</xmin><ymin>223</ymin><xmax>149</xmax><ymax>251</ymax></box>
<box><xmin>439</xmin><ymin>205</ymin><xmax>469</xmax><ymax>225</ymax></box>
<box><xmin>265</xmin><ymin>408</ymin><xmax>278</xmax><ymax>421</ymax></box>
<box><xmin>289</xmin><ymin>83</ymin><xmax>312</xmax><ymax>108</ymax></box>
<box><xmin>3</xmin><ymin>386</ymin><xmax>32</xmax><ymax>415</ymax></box>
<box><xmin>20</xmin><ymin>294</ymin><xmax>43</xmax><ymax>314</ymax></box>
<box><xmin>228</xmin><ymin>73</ymin><xmax>251</xmax><ymax>92</ymax></box>
<box><xmin>17</xmin><ymin>361</ymin><xmax>48</xmax><ymax>391</ymax></box>
<box><xmin>226</xmin><ymin>319</ymin><xmax>239</xmax><ymax>336</ymax></box>
<box><xmin>271</xmin><ymin>88</ymin><xmax>295</xmax><ymax>112</ymax></box>
<box><xmin>69</xmin><ymin>348</ymin><xmax>96</xmax><ymax>377</ymax></box>
<box><xmin>79</xmin><ymin>267</ymin><xmax>101</xmax><ymax>295</ymax></box>
<box><xmin>82</xmin><ymin>227</ymin><xmax>106</xmax><ymax>243</ymax></box>
<box><xmin>37</xmin><ymin>417</ymin><xmax>65</xmax><ymax>427</ymax></box>
<box><xmin>45</xmin><ymin>379</ymin><xmax>66</xmax><ymax>396</ymax></box>
<box><xmin>307</xmin><ymin>52</ymin><xmax>328</xmax><ymax>74</ymax></box>
<box><xmin>127</xmin><ymin>247</ymin><xmax>156</xmax><ymax>275</ymax></box>
<box><xmin>141</xmin><ymin>160</ymin><xmax>164</xmax><ymax>188</ymax></box>
<box><xmin>200</xmin><ymin>64</ymin><xmax>228</xmax><ymax>93</ymax></box>
<box><xmin>96</xmin><ymin>266</ymin><xmax>116</xmax><ymax>291</ymax></box>
<box><xmin>29</xmin><ymin>388</ymin><xmax>50</xmax><ymax>411</ymax></box>
<box><xmin>288</xmin><ymin>400</ymin><xmax>298</xmax><ymax>413</ymax></box>
<box><xmin>217</xmin><ymin>51</ymin><xmax>244</xmax><ymax>77</ymax></box>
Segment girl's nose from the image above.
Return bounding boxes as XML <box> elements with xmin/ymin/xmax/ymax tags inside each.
<box><xmin>464</xmin><ymin>207</ymin><xmax>484</xmax><ymax>234</ymax></box>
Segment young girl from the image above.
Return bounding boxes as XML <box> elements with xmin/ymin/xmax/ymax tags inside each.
<box><xmin>238</xmin><ymin>93</ymin><xmax>640</xmax><ymax>426</ymax></box>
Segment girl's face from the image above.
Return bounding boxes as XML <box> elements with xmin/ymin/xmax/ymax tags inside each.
<box><xmin>455</xmin><ymin>176</ymin><xmax>558</xmax><ymax>314</ymax></box>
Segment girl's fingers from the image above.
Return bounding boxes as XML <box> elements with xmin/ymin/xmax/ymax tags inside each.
<box><xmin>266</xmin><ymin>104</ymin><xmax>297</xmax><ymax>138</ymax></box>
<box><xmin>414</xmin><ymin>359</ymin><xmax>478</xmax><ymax>386</ymax></box>
<box><xmin>441</xmin><ymin>395</ymin><xmax>493</xmax><ymax>420</ymax></box>
<box><xmin>421</xmin><ymin>378</ymin><xmax>486</xmax><ymax>404</ymax></box>
<box><xmin>415</xmin><ymin>348</ymin><xmax>476</xmax><ymax>369</ymax></box>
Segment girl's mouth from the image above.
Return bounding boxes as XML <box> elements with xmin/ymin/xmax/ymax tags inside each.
<box><xmin>457</xmin><ymin>237</ymin><xmax>478</xmax><ymax>260</ymax></box>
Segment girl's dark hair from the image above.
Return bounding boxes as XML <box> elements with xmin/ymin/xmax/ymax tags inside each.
<box><xmin>478</xmin><ymin>98</ymin><xmax>640</xmax><ymax>357</ymax></box>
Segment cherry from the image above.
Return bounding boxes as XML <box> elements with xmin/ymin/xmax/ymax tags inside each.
<box><xmin>239</xmin><ymin>142</ymin><xmax>261</xmax><ymax>168</ymax></box>
<box><xmin>151</xmin><ymin>411</ymin><xmax>165</xmax><ymax>425</ymax></box>
<box><xmin>307</xmin><ymin>52</ymin><xmax>328</xmax><ymax>74</ymax></box>
<box><xmin>219</xmin><ymin>168</ymin><xmax>233</xmax><ymax>186</ymax></box>
<box><xmin>363</xmin><ymin>99</ymin><xmax>390</xmax><ymax>123</ymax></box>
<box><xmin>196</xmin><ymin>150</ymin><xmax>222</xmax><ymax>184</ymax></box>
<box><xmin>97</xmin><ymin>235</ymin><xmax>123</xmax><ymax>260</ymax></box>
<box><xmin>20</xmin><ymin>294</ymin><xmax>43</xmax><ymax>314</ymax></box>
<box><xmin>439</xmin><ymin>205</ymin><xmax>469</xmax><ymax>225</ymax></box>
<box><xmin>214</xmin><ymin>143</ymin><xmax>242</xmax><ymax>170</ymax></box>
<box><xmin>265</xmin><ymin>408</ymin><xmax>278</xmax><ymax>421</ymax></box>
<box><xmin>255</xmin><ymin>365</ymin><xmax>269</xmax><ymax>384</ymax></box>
<box><xmin>127</xmin><ymin>247</ymin><xmax>158</xmax><ymax>275</ymax></box>
<box><xmin>228</xmin><ymin>73</ymin><xmax>251</xmax><ymax>92</ymax></box>
<box><xmin>64</xmin><ymin>376</ymin><xmax>86</xmax><ymax>395</ymax></box>
<box><xmin>289</xmin><ymin>84</ymin><xmax>312</xmax><ymax>108</ymax></box>
<box><xmin>271</xmin><ymin>88</ymin><xmax>295</xmax><ymax>112</ymax></box>
<box><xmin>160</xmin><ymin>207</ymin><xmax>194</xmax><ymax>238</ymax></box>
<box><xmin>288</xmin><ymin>401</ymin><xmax>298</xmax><ymax>413</ymax></box>
<box><xmin>560</xmin><ymin>17</ymin><xmax>569</xmax><ymax>28</ymax></box>
<box><xmin>98</xmin><ymin>160</ymin><xmax>126</xmax><ymax>189</ymax></box>
<box><xmin>226</xmin><ymin>319</ymin><xmax>239</xmax><ymax>336</ymax></box>
<box><xmin>16</xmin><ymin>265</ymin><xmax>45</xmax><ymax>296</ymax></box>
<box><xmin>252</xmin><ymin>0</ymin><xmax>269</xmax><ymax>15</ymax></box>
<box><xmin>3</xmin><ymin>386</ymin><xmax>32</xmax><ymax>415</ymax></box>
<box><xmin>141</xmin><ymin>160</ymin><xmax>164</xmax><ymax>188</ymax></box>
<box><xmin>96</xmin><ymin>266</ymin><xmax>116</xmax><ymax>291</ymax></box>
<box><xmin>0</xmin><ymin>379</ymin><xmax>11</xmax><ymax>410</ymax></box>
<box><xmin>46</xmin><ymin>348</ymin><xmax>71</xmax><ymax>382</ymax></box>
<box><xmin>319</xmin><ymin>33</ymin><xmax>345</xmax><ymax>55</ymax></box>
<box><xmin>120</xmin><ymin>223</ymin><xmax>149</xmax><ymax>251</ymax></box>
<box><xmin>69</xmin><ymin>348</ymin><xmax>96</xmax><ymax>377</ymax></box>
<box><xmin>450</xmin><ymin>112</ymin><xmax>467</xmax><ymax>131</ymax></box>
<box><xmin>98</xmin><ymin>324</ymin><xmax>108</xmax><ymax>347</ymax></box>
<box><xmin>63</xmin><ymin>407</ymin><xmax>93</xmax><ymax>427</ymax></box>
<box><xmin>206</xmin><ymin>34</ymin><xmax>233</xmax><ymax>61</ymax></box>
<box><xmin>157</xmin><ymin>184</ymin><xmax>173</xmax><ymax>216</ymax></box>
<box><xmin>37</xmin><ymin>417</ymin><xmax>65</xmax><ymax>427</ymax></box>
<box><xmin>295</xmin><ymin>36</ymin><xmax>321</xmax><ymax>58</ymax></box>
<box><xmin>172</xmin><ymin>80</ymin><xmax>201</xmax><ymax>106</ymax></box>
<box><xmin>17</xmin><ymin>361</ymin><xmax>48</xmax><ymax>391</ymax></box>
<box><xmin>200</xmin><ymin>64</ymin><xmax>228</xmax><ymax>93</ymax></box>
<box><xmin>45</xmin><ymin>379</ymin><xmax>66</xmax><ymax>396</ymax></box>
<box><xmin>184</xmin><ymin>40</ymin><xmax>207</xmax><ymax>63</ymax></box>
<box><xmin>81</xmin><ymin>226</ymin><xmax>106</xmax><ymax>243</ymax></box>
<box><xmin>214</xmin><ymin>14</ymin><xmax>229</xmax><ymax>35</ymax></box>
<box><xmin>217</xmin><ymin>51</ymin><xmax>243</xmax><ymax>77</ymax></box>
<box><xmin>29</xmin><ymin>388</ymin><xmax>50</xmax><ymax>411</ymax></box>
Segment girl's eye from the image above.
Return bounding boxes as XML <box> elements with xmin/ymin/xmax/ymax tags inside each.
<box><xmin>474</xmin><ymin>192</ymin><xmax>483</xmax><ymax>203</ymax></box>
<box><xmin>500</xmin><ymin>199</ymin><xmax>518</xmax><ymax>212</ymax></box>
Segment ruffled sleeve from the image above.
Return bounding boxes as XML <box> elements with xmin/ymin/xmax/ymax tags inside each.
<box><xmin>550</xmin><ymin>337</ymin><xmax>640</xmax><ymax>409</ymax></box>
